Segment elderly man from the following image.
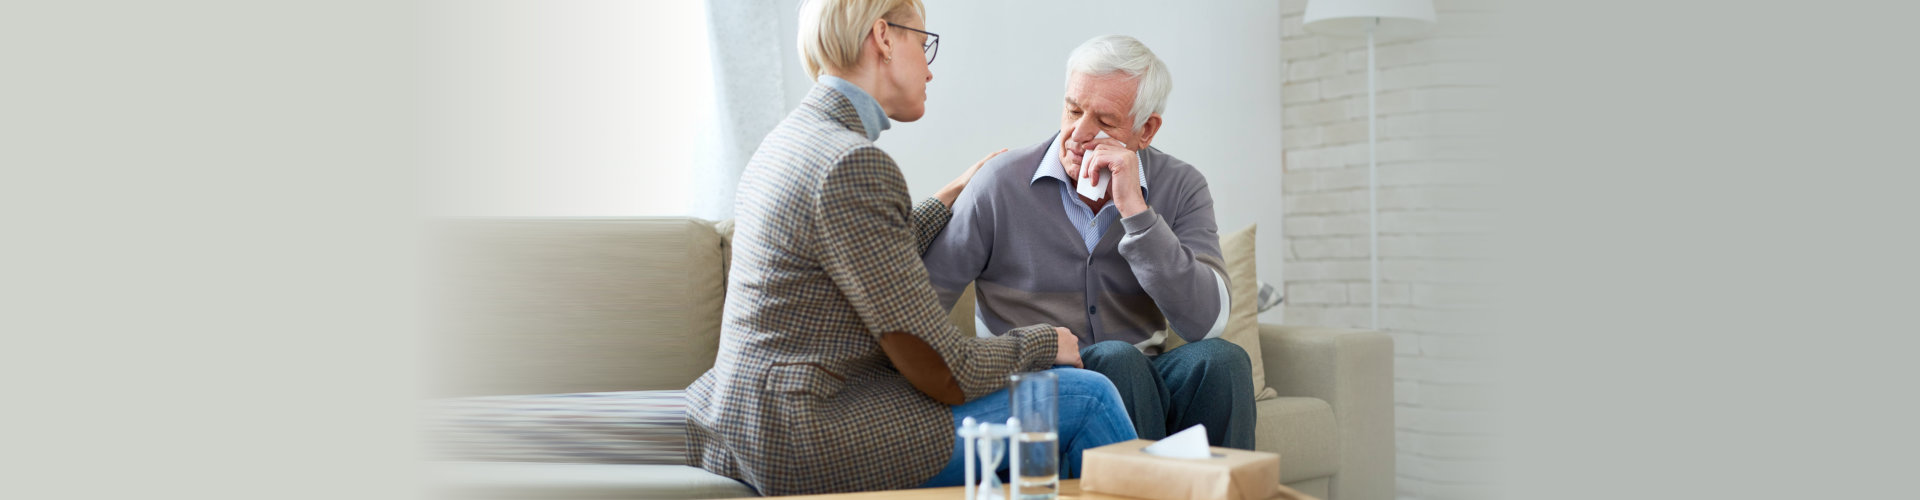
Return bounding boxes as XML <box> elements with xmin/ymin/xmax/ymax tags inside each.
<box><xmin>922</xmin><ymin>35</ymin><xmax>1253</xmax><ymax>449</ymax></box>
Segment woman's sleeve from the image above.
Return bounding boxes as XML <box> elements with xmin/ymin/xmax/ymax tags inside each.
<box><xmin>909</xmin><ymin>197</ymin><xmax>952</xmax><ymax>256</ymax></box>
<box><xmin>814</xmin><ymin>146</ymin><xmax>1056</xmax><ymax>404</ymax></box>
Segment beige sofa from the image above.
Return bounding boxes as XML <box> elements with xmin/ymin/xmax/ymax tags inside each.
<box><xmin>431</xmin><ymin>218</ymin><xmax>1394</xmax><ymax>499</ymax></box>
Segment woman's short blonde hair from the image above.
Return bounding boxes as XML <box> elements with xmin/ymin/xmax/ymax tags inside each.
<box><xmin>797</xmin><ymin>0</ymin><xmax>925</xmax><ymax>80</ymax></box>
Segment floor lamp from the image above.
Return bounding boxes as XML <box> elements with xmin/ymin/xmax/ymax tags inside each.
<box><xmin>1303</xmin><ymin>0</ymin><xmax>1434</xmax><ymax>330</ymax></box>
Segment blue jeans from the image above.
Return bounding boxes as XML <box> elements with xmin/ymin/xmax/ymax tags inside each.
<box><xmin>1080</xmin><ymin>339</ymin><xmax>1256</xmax><ymax>449</ymax></box>
<box><xmin>916</xmin><ymin>367</ymin><xmax>1136</xmax><ymax>487</ymax></box>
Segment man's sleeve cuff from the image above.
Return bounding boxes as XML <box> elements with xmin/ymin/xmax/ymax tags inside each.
<box><xmin>1120</xmin><ymin>206</ymin><xmax>1160</xmax><ymax>235</ymax></box>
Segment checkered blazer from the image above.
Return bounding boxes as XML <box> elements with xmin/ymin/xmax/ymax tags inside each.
<box><xmin>685</xmin><ymin>84</ymin><xmax>1059</xmax><ymax>495</ymax></box>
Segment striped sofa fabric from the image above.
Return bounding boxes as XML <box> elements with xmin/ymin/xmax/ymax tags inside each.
<box><xmin>428</xmin><ymin>390</ymin><xmax>690</xmax><ymax>465</ymax></box>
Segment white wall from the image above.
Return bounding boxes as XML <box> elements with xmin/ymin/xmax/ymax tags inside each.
<box><xmin>423</xmin><ymin>0</ymin><xmax>713</xmax><ymax>216</ymax></box>
<box><xmin>1277</xmin><ymin>0</ymin><xmax>1498</xmax><ymax>498</ymax></box>
<box><xmin>426</xmin><ymin>1</ymin><xmax>1286</xmax><ymax>300</ymax></box>
<box><xmin>775</xmin><ymin>0</ymin><xmax>1288</xmax><ymax>319</ymax></box>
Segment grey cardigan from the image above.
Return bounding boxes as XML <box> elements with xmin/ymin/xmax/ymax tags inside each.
<box><xmin>922</xmin><ymin>133</ymin><xmax>1227</xmax><ymax>353</ymax></box>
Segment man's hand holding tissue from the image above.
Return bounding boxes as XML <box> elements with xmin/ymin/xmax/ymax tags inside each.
<box><xmin>1080</xmin><ymin>136</ymin><xmax>1148</xmax><ymax>218</ymax></box>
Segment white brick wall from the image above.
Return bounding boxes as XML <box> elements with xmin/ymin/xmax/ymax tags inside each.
<box><xmin>1279</xmin><ymin>1</ymin><xmax>1496</xmax><ymax>499</ymax></box>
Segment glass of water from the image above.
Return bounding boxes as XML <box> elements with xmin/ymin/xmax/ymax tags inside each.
<box><xmin>1009</xmin><ymin>371</ymin><xmax>1059</xmax><ymax>500</ymax></box>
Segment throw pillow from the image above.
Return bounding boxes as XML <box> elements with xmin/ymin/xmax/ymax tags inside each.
<box><xmin>1160</xmin><ymin>224</ymin><xmax>1277</xmax><ymax>400</ymax></box>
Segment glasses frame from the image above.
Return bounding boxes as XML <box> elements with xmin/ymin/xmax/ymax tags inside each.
<box><xmin>885</xmin><ymin>22</ymin><xmax>939</xmax><ymax>65</ymax></box>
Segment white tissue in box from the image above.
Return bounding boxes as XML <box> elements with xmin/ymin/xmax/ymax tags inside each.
<box><xmin>1143</xmin><ymin>424</ymin><xmax>1215</xmax><ymax>459</ymax></box>
<box><xmin>1075</xmin><ymin>131</ymin><xmax>1113</xmax><ymax>201</ymax></box>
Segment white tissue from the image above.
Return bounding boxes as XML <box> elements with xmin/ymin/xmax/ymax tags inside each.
<box><xmin>1075</xmin><ymin>131</ymin><xmax>1113</xmax><ymax>201</ymax></box>
<box><xmin>1142</xmin><ymin>424</ymin><xmax>1215</xmax><ymax>459</ymax></box>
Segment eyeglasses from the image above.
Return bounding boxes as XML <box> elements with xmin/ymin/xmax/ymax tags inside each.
<box><xmin>886</xmin><ymin>22</ymin><xmax>939</xmax><ymax>65</ymax></box>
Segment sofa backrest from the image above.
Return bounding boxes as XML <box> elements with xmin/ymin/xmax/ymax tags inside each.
<box><xmin>431</xmin><ymin>218</ymin><xmax>729</xmax><ymax>397</ymax></box>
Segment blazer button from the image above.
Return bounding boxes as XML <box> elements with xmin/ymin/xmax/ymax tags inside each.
<box><xmin>1088</xmin><ymin>305</ymin><xmax>1097</xmax><ymax>315</ymax></box>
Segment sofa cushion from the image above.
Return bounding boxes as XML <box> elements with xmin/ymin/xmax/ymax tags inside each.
<box><xmin>429</xmin><ymin>390</ymin><xmax>689</xmax><ymax>465</ymax></box>
<box><xmin>947</xmin><ymin>282</ymin><xmax>978</xmax><ymax>336</ymax></box>
<box><xmin>1254</xmin><ymin>396</ymin><xmax>1341</xmax><ymax>482</ymax></box>
<box><xmin>433</xmin><ymin>462</ymin><xmax>753</xmax><ymax>500</ymax></box>
<box><xmin>1161</xmin><ymin>225</ymin><xmax>1278</xmax><ymax>400</ymax></box>
<box><xmin>434</xmin><ymin>218</ymin><xmax>728</xmax><ymax>397</ymax></box>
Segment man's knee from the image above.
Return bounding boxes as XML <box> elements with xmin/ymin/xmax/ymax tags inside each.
<box><xmin>1079</xmin><ymin>341</ymin><xmax>1158</xmax><ymax>392</ymax></box>
<box><xmin>1164</xmin><ymin>339</ymin><xmax>1252</xmax><ymax>385</ymax></box>
<box><xmin>1081</xmin><ymin>340</ymin><xmax>1150</xmax><ymax>371</ymax></box>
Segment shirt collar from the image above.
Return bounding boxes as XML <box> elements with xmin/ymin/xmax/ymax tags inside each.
<box><xmin>1032</xmin><ymin>133</ymin><xmax>1149</xmax><ymax>195</ymax></box>
<box><xmin>817</xmin><ymin>75</ymin><xmax>890</xmax><ymax>142</ymax></box>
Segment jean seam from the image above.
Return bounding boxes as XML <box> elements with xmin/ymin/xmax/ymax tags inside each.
<box><xmin>1060</xmin><ymin>390</ymin><xmax>1128</xmax><ymax>451</ymax></box>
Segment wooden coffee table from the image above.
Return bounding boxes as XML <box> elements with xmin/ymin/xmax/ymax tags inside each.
<box><xmin>740</xmin><ymin>479</ymin><xmax>1320</xmax><ymax>500</ymax></box>
<box><xmin>738</xmin><ymin>479</ymin><xmax>1088</xmax><ymax>500</ymax></box>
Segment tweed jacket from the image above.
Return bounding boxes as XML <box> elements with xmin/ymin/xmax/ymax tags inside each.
<box><xmin>684</xmin><ymin>83</ymin><xmax>1060</xmax><ymax>495</ymax></box>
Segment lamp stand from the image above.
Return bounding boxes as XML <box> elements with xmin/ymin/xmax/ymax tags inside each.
<box><xmin>1367</xmin><ymin>19</ymin><xmax>1379</xmax><ymax>330</ymax></box>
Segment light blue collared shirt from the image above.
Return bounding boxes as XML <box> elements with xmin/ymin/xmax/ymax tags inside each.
<box><xmin>1032</xmin><ymin>133</ymin><xmax>1147</xmax><ymax>253</ymax></box>
<box><xmin>1020</xmin><ymin>134</ymin><xmax>1230</xmax><ymax>346</ymax></box>
<box><xmin>817</xmin><ymin>75</ymin><xmax>891</xmax><ymax>142</ymax></box>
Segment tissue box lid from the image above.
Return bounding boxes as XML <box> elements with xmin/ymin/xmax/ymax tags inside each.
<box><xmin>1080</xmin><ymin>439</ymin><xmax>1281</xmax><ymax>500</ymax></box>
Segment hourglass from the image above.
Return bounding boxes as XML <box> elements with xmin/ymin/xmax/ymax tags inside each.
<box><xmin>959</xmin><ymin>417</ymin><xmax>1018</xmax><ymax>500</ymax></box>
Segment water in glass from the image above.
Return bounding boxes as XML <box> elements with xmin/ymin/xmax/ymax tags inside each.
<box><xmin>1014</xmin><ymin>431</ymin><xmax>1058</xmax><ymax>500</ymax></box>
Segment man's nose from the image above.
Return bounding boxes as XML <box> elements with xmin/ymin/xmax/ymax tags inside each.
<box><xmin>1071</xmin><ymin>117</ymin><xmax>1098</xmax><ymax>145</ymax></box>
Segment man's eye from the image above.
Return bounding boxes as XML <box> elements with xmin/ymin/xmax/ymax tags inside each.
<box><xmin>1069</xmin><ymin>109</ymin><xmax>1082</xmax><ymax>115</ymax></box>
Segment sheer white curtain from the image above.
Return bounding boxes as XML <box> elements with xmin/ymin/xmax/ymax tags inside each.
<box><xmin>691</xmin><ymin>0</ymin><xmax>790</xmax><ymax>220</ymax></box>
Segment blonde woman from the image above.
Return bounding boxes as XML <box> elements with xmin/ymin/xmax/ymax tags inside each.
<box><xmin>683</xmin><ymin>0</ymin><xmax>1134</xmax><ymax>494</ymax></box>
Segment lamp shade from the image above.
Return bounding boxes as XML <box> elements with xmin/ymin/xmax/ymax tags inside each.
<box><xmin>1303</xmin><ymin>0</ymin><xmax>1436</xmax><ymax>39</ymax></box>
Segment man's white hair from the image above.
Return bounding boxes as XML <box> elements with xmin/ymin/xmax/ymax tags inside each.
<box><xmin>1065</xmin><ymin>35</ymin><xmax>1171</xmax><ymax>131</ymax></box>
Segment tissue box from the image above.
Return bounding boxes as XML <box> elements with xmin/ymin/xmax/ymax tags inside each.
<box><xmin>1080</xmin><ymin>439</ymin><xmax>1281</xmax><ymax>500</ymax></box>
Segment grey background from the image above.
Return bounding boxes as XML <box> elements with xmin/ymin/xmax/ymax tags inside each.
<box><xmin>4</xmin><ymin>1</ymin><xmax>1918</xmax><ymax>499</ymax></box>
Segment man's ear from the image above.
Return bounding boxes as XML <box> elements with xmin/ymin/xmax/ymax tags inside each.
<box><xmin>1136</xmin><ymin>114</ymin><xmax>1163</xmax><ymax>149</ymax></box>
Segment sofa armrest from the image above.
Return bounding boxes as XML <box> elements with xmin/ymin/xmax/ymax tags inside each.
<box><xmin>1257</xmin><ymin>323</ymin><xmax>1394</xmax><ymax>500</ymax></box>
